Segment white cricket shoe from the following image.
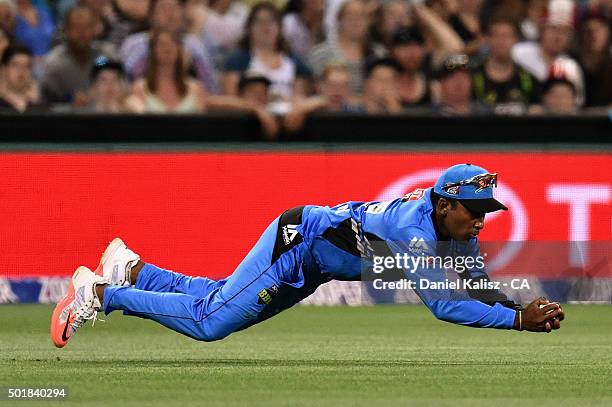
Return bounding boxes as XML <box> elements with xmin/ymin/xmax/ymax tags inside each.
<box><xmin>51</xmin><ymin>266</ymin><xmax>107</xmax><ymax>348</ymax></box>
<box><xmin>97</xmin><ymin>237</ymin><xmax>140</xmax><ymax>286</ymax></box>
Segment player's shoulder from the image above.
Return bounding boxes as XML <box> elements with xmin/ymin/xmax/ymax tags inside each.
<box><xmin>381</xmin><ymin>188</ymin><xmax>437</xmax><ymax>240</ymax></box>
<box><xmin>397</xmin><ymin>188</ymin><xmax>435</xmax><ymax>226</ymax></box>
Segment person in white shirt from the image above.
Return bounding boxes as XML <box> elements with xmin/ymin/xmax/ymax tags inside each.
<box><xmin>511</xmin><ymin>0</ymin><xmax>585</xmax><ymax>105</ymax></box>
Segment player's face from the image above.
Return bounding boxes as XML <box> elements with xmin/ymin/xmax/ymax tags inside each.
<box><xmin>442</xmin><ymin>201</ymin><xmax>485</xmax><ymax>241</ymax></box>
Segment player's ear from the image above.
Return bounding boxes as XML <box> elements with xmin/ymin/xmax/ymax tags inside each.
<box><xmin>437</xmin><ymin>198</ymin><xmax>450</xmax><ymax>216</ymax></box>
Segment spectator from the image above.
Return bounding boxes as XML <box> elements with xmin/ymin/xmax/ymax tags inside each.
<box><xmin>370</xmin><ymin>0</ymin><xmax>412</xmax><ymax>50</ymax></box>
<box><xmin>389</xmin><ymin>2</ymin><xmax>466</xmax><ymax>108</ymax></box>
<box><xmin>479</xmin><ymin>0</ymin><xmax>524</xmax><ymax>25</ymax></box>
<box><xmin>222</xmin><ymin>2</ymin><xmax>312</xmax><ymax>114</ymax></box>
<box><xmin>282</xmin><ymin>0</ymin><xmax>325</xmax><ymax>59</ymax></box>
<box><xmin>401</xmin><ymin>4</ymin><xmax>464</xmax><ymax>66</ymax></box>
<box><xmin>81</xmin><ymin>0</ymin><xmax>109</xmax><ymax>39</ymax></box>
<box><xmin>578</xmin><ymin>12</ymin><xmax>612</xmax><ymax>107</ymax></box>
<box><xmin>0</xmin><ymin>26</ymin><xmax>9</xmax><ymax>60</ymax></box>
<box><xmin>106</xmin><ymin>0</ymin><xmax>152</xmax><ymax>45</ymax></box>
<box><xmin>432</xmin><ymin>53</ymin><xmax>490</xmax><ymax>115</ymax></box>
<box><xmin>471</xmin><ymin>16</ymin><xmax>541</xmax><ymax>114</ymax></box>
<box><xmin>0</xmin><ymin>0</ymin><xmax>15</xmax><ymax>34</ymax></box>
<box><xmin>120</xmin><ymin>0</ymin><xmax>218</xmax><ymax>93</ymax></box>
<box><xmin>309</xmin><ymin>0</ymin><xmax>382</xmax><ymax>94</ymax></box>
<box><xmin>322</xmin><ymin>0</ymin><xmax>343</xmax><ymax>43</ymax></box>
<box><xmin>13</xmin><ymin>0</ymin><xmax>54</xmax><ymax>59</ymax></box>
<box><xmin>0</xmin><ymin>45</ymin><xmax>41</xmax><ymax>112</ymax></box>
<box><xmin>207</xmin><ymin>73</ymin><xmax>281</xmax><ymax>140</ymax></box>
<box><xmin>57</xmin><ymin>0</ymin><xmax>106</xmax><ymax>38</ymax></box>
<box><xmin>359</xmin><ymin>57</ymin><xmax>402</xmax><ymax>114</ymax></box>
<box><xmin>283</xmin><ymin>63</ymin><xmax>362</xmax><ymax>134</ymax></box>
<box><xmin>124</xmin><ymin>29</ymin><xmax>207</xmax><ymax>113</ymax></box>
<box><xmin>428</xmin><ymin>0</ymin><xmax>486</xmax><ymax>58</ymax></box>
<box><xmin>390</xmin><ymin>26</ymin><xmax>432</xmax><ymax>108</ymax></box>
<box><xmin>520</xmin><ymin>0</ymin><xmax>548</xmax><ymax>41</ymax></box>
<box><xmin>77</xmin><ymin>56</ymin><xmax>127</xmax><ymax>112</ymax></box>
<box><xmin>0</xmin><ymin>27</ymin><xmax>9</xmax><ymax>94</ymax></box>
<box><xmin>512</xmin><ymin>0</ymin><xmax>585</xmax><ymax>104</ymax></box>
<box><xmin>448</xmin><ymin>0</ymin><xmax>485</xmax><ymax>57</ymax></box>
<box><xmin>236</xmin><ymin>74</ymin><xmax>270</xmax><ymax>105</ymax></box>
<box><xmin>41</xmin><ymin>5</ymin><xmax>116</xmax><ymax>104</ymax></box>
<box><xmin>314</xmin><ymin>62</ymin><xmax>359</xmax><ymax>111</ymax></box>
<box><xmin>540</xmin><ymin>76</ymin><xmax>578</xmax><ymax>114</ymax></box>
<box><xmin>57</xmin><ymin>0</ymin><xmax>150</xmax><ymax>47</ymax></box>
<box><xmin>186</xmin><ymin>0</ymin><xmax>249</xmax><ymax>68</ymax></box>
<box><xmin>234</xmin><ymin>74</ymin><xmax>279</xmax><ymax>139</ymax></box>
<box><xmin>592</xmin><ymin>0</ymin><xmax>611</xmax><ymax>18</ymax></box>
<box><xmin>242</xmin><ymin>0</ymin><xmax>285</xmax><ymax>8</ymax></box>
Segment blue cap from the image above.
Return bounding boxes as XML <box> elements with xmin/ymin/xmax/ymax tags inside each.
<box><xmin>433</xmin><ymin>164</ymin><xmax>507</xmax><ymax>214</ymax></box>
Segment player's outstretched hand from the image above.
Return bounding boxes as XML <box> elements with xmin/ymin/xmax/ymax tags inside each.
<box><xmin>516</xmin><ymin>297</ymin><xmax>565</xmax><ymax>333</ymax></box>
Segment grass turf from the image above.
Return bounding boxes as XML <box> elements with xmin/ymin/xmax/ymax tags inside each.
<box><xmin>0</xmin><ymin>304</ymin><xmax>611</xmax><ymax>406</ymax></box>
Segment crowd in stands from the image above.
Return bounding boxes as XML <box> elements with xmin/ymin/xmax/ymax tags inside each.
<box><xmin>0</xmin><ymin>0</ymin><xmax>609</xmax><ymax>138</ymax></box>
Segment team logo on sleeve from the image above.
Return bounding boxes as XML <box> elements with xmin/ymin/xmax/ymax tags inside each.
<box><xmin>401</xmin><ymin>188</ymin><xmax>426</xmax><ymax>201</ymax></box>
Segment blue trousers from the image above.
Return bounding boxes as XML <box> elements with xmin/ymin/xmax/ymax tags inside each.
<box><xmin>103</xmin><ymin>211</ymin><xmax>322</xmax><ymax>341</ymax></box>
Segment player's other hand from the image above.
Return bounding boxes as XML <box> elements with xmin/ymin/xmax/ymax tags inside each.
<box><xmin>516</xmin><ymin>297</ymin><xmax>565</xmax><ymax>333</ymax></box>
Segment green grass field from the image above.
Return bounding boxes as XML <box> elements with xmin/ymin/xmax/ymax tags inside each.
<box><xmin>1</xmin><ymin>304</ymin><xmax>611</xmax><ymax>407</ymax></box>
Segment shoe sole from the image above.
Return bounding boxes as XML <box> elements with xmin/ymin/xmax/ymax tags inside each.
<box><xmin>50</xmin><ymin>266</ymin><xmax>90</xmax><ymax>348</ymax></box>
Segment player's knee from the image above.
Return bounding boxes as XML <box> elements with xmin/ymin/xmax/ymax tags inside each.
<box><xmin>193</xmin><ymin>324</ymin><xmax>231</xmax><ymax>342</ymax></box>
<box><xmin>428</xmin><ymin>300</ymin><xmax>453</xmax><ymax>322</ymax></box>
